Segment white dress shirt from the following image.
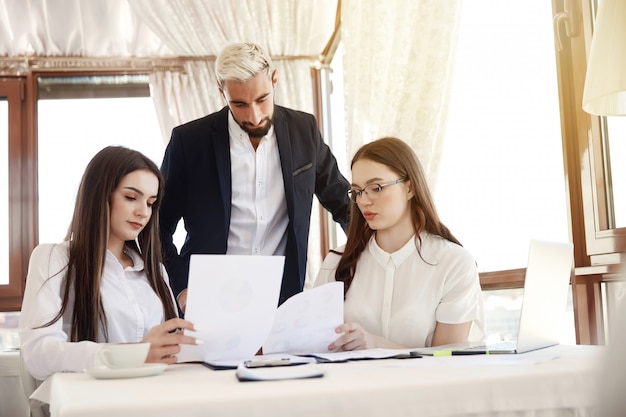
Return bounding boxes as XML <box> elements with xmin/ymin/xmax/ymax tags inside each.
<box><xmin>314</xmin><ymin>232</ymin><xmax>484</xmax><ymax>348</ymax></box>
<box><xmin>19</xmin><ymin>242</ymin><xmax>171</xmax><ymax>380</ymax></box>
<box><xmin>226</xmin><ymin>111</ymin><xmax>288</xmax><ymax>256</ymax></box>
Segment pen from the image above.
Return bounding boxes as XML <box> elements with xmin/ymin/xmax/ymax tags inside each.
<box><xmin>450</xmin><ymin>350</ymin><xmax>490</xmax><ymax>356</ymax></box>
<box><xmin>393</xmin><ymin>351</ymin><xmax>422</xmax><ymax>359</ymax></box>
<box><xmin>416</xmin><ymin>349</ymin><xmax>490</xmax><ymax>357</ymax></box>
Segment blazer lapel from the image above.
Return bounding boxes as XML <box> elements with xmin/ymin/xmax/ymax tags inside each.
<box><xmin>274</xmin><ymin>106</ymin><xmax>295</xmax><ymax>218</ymax></box>
<box><xmin>213</xmin><ymin>107</ymin><xmax>232</xmax><ymax>227</ymax></box>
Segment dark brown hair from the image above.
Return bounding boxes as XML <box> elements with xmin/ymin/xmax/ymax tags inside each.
<box><xmin>46</xmin><ymin>146</ymin><xmax>177</xmax><ymax>341</ymax></box>
<box><xmin>334</xmin><ymin>137</ymin><xmax>461</xmax><ymax>295</ymax></box>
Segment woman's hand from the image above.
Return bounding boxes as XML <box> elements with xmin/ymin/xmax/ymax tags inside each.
<box><xmin>328</xmin><ymin>322</ymin><xmax>376</xmax><ymax>351</ymax></box>
<box><xmin>328</xmin><ymin>322</ymin><xmax>408</xmax><ymax>351</ymax></box>
<box><xmin>142</xmin><ymin>317</ymin><xmax>198</xmax><ymax>364</ymax></box>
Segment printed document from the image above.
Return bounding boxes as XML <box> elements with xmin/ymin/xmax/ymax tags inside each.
<box><xmin>177</xmin><ymin>255</ymin><xmax>284</xmax><ymax>363</ymax></box>
<box><xmin>177</xmin><ymin>255</ymin><xmax>344</xmax><ymax>364</ymax></box>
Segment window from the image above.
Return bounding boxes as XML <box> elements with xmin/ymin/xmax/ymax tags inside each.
<box><xmin>604</xmin><ymin>117</ymin><xmax>626</xmax><ymax>229</ymax></box>
<box><xmin>437</xmin><ymin>2</ymin><xmax>568</xmax><ymax>272</ymax></box>
<box><xmin>37</xmin><ymin>75</ymin><xmax>164</xmax><ymax>244</ymax></box>
<box><xmin>436</xmin><ymin>1</ymin><xmax>573</xmax><ymax>343</ymax></box>
<box><xmin>0</xmin><ymin>74</ymin><xmax>164</xmax><ymax>314</ymax></box>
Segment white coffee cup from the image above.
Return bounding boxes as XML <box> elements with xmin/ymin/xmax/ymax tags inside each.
<box><xmin>97</xmin><ymin>342</ymin><xmax>150</xmax><ymax>369</ymax></box>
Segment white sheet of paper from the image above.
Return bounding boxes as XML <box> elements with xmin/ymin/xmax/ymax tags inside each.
<box><xmin>263</xmin><ymin>281</ymin><xmax>344</xmax><ymax>354</ymax></box>
<box><xmin>177</xmin><ymin>255</ymin><xmax>284</xmax><ymax>363</ymax></box>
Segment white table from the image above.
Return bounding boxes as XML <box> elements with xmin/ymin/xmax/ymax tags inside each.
<box><xmin>31</xmin><ymin>345</ymin><xmax>603</xmax><ymax>417</ymax></box>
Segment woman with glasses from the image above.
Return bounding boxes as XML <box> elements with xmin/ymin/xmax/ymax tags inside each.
<box><xmin>314</xmin><ymin>137</ymin><xmax>484</xmax><ymax>350</ymax></box>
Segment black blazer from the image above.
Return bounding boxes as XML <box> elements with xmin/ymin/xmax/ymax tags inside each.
<box><xmin>159</xmin><ymin>105</ymin><xmax>351</xmax><ymax>304</ymax></box>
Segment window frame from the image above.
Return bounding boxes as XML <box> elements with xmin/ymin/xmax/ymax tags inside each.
<box><xmin>552</xmin><ymin>0</ymin><xmax>626</xmax><ymax>344</ymax></box>
<box><xmin>0</xmin><ymin>76</ymin><xmax>36</xmax><ymax>312</ymax></box>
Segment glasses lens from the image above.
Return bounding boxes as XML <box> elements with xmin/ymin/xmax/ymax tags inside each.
<box><xmin>364</xmin><ymin>184</ymin><xmax>382</xmax><ymax>199</ymax></box>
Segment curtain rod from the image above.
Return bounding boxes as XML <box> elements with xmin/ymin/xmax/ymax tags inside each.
<box><xmin>0</xmin><ymin>54</ymin><xmax>323</xmax><ymax>75</ymax></box>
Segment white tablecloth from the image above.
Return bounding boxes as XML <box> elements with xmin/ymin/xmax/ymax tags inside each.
<box><xmin>32</xmin><ymin>345</ymin><xmax>603</xmax><ymax>417</ymax></box>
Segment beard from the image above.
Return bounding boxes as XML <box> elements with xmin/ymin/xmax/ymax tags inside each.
<box><xmin>238</xmin><ymin>116</ymin><xmax>273</xmax><ymax>139</ymax></box>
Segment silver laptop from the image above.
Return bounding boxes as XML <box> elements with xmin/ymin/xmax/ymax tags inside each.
<box><xmin>461</xmin><ymin>239</ymin><xmax>574</xmax><ymax>354</ymax></box>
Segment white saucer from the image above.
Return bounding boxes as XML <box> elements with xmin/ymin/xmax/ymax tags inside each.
<box><xmin>84</xmin><ymin>363</ymin><xmax>167</xmax><ymax>379</ymax></box>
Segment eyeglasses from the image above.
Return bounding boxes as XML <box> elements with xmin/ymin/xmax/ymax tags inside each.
<box><xmin>348</xmin><ymin>178</ymin><xmax>407</xmax><ymax>203</ymax></box>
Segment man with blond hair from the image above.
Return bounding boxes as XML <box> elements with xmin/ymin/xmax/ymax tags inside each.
<box><xmin>160</xmin><ymin>42</ymin><xmax>350</xmax><ymax>311</ymax></box>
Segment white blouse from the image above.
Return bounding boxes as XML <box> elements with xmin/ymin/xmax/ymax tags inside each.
<box><xmin>314</xmin><ymin>233</ymin><xmax>484</xmax><ymax>348</ymax></box>
<box><xmin>19</xmin><ymin>242</ymin><xmax>172</xmax><ymax>380</ymax></box>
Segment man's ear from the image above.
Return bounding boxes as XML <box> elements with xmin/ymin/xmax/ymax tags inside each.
<box><xmin>217</xmin><ymin>82</ymin><xmax>226</xmax><ymax>100</ymax></box>
<box><xmin>271</xmin><ymin>69</ymin><xmax>278</xmax><ymax>88</ymax></box>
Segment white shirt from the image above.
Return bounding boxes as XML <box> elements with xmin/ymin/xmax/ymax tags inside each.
<box><xmin>314</xmin><ymin>233</ymin><xmax>484</xmax><ymax>348</ymax></box>
<box><xmin>226</xmin><ymin>111</ymin><xmax>288</xmax><ymax>256</ymax></box>
<box><xmin>19</xmin><ymin>242</ymin><xmax>171</xmax><ymax>380</ymax></box>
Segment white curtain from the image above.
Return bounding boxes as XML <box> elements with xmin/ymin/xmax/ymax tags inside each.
<box><xmin>341</xmin><ymin>0</ymin><xmax>463</xmax><ymax>188</ymax></box>
<box><xmin>148</xmin><ymin>60</ymin><xmax>219</xmax><ymax>145</ymax></box>
<box><xmin>0</xmin><ymin>0</ymin><xmax>169</xmax><ymax>56</ymax></box>
<box><xmin>126</xmin><ymin>0</ymin><xmax>336</xmax><ymax>57</ymax></box>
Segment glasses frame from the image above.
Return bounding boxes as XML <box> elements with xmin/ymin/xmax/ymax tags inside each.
<box><xmin>348</xmin><ymin>178</ymin><xmax>408</xmax><ymax>203</ymax></box>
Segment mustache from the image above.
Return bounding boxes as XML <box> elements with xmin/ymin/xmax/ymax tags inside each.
<box><xmin>242</xmin><ymin>118</ymin><xmax>271</xmax><ymax>128</ymax></box>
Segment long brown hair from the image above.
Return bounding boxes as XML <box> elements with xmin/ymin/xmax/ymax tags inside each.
<box><xmin>45</xmin><ymin>146</ymin><xmax>177</xmax><ymax>341</ymax></box>
<box><xmin>334</xmin><ymin>137</ymin><xmax>461</xmax><ymax>295</ymax></box>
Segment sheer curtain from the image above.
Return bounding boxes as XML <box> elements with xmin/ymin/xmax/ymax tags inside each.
<box><xmin>341</xmin><ymin>0</ymin><xmax>463</xmax><ymax>187</ymax></box>
<box><xmin>128</xmin><ymin>0</ymin><xmax>337</xmax><ymax>137</ymax></box>
<box><xmin>0</xmin><ymin>0</ymin><xmax>169</xmax><ymax>56</ymax></box>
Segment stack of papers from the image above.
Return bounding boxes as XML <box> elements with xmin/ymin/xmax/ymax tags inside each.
<box><xmin>177</xmin><ymin>255</ymin><xmax>344</xmax><ymax>365</ymax></box>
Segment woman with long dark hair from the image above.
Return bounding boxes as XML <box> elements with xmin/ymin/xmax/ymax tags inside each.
<box><xmin>20</xmin><ymin>146</ymin><xmax>197</xmax><ymax>380</ymax></box>
<box><xmin>314</xmin><ymin>137</ymin><xmax>484</xmax><ymax>350</ymax></box>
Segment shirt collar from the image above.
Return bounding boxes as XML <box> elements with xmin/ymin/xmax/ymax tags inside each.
<box><xmin>368</xmin><ymin>234</ymin><xmax>417</xmax><ymax>269</ymax></box>
<box><xmin>106</xmin><ymin>247</ymin><xmax>145</xmax><ymax>272</ymax></box>
<box><xmin>227</xmin><ymin>109</ymin><xmax>275</xmax><ymax>146</ymax></box>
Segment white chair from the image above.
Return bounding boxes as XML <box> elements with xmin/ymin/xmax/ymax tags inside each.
<box><xmin>0</xmin><ymin>349</ymin><xmax>29</xmax><ymax>417</ymax></box>
<box><xmin>19</xmin><ymin>351</ymin><xmax>49</xmax><ymax>417</ymax></box>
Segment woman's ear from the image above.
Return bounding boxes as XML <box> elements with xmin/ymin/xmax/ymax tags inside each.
<box><xmin>405</xmin><ymin>180</ymin><xmax>414</xmax><ymax>200</ymax></box>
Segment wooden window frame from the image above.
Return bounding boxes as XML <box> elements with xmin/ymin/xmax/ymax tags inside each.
<box><xmin>479</xmin><ymin>0</ymin><xmax>626</xmax><ymax>345</ymax></box>
<box><xmin>552</xmin><ymin>0</ymin><xmax>626</xmax><ymax>344</ymax></box>
<box><xmin>0</xmin><ymin>76</ymin><xmax>37</xmax><ymax>312</ymax></box>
